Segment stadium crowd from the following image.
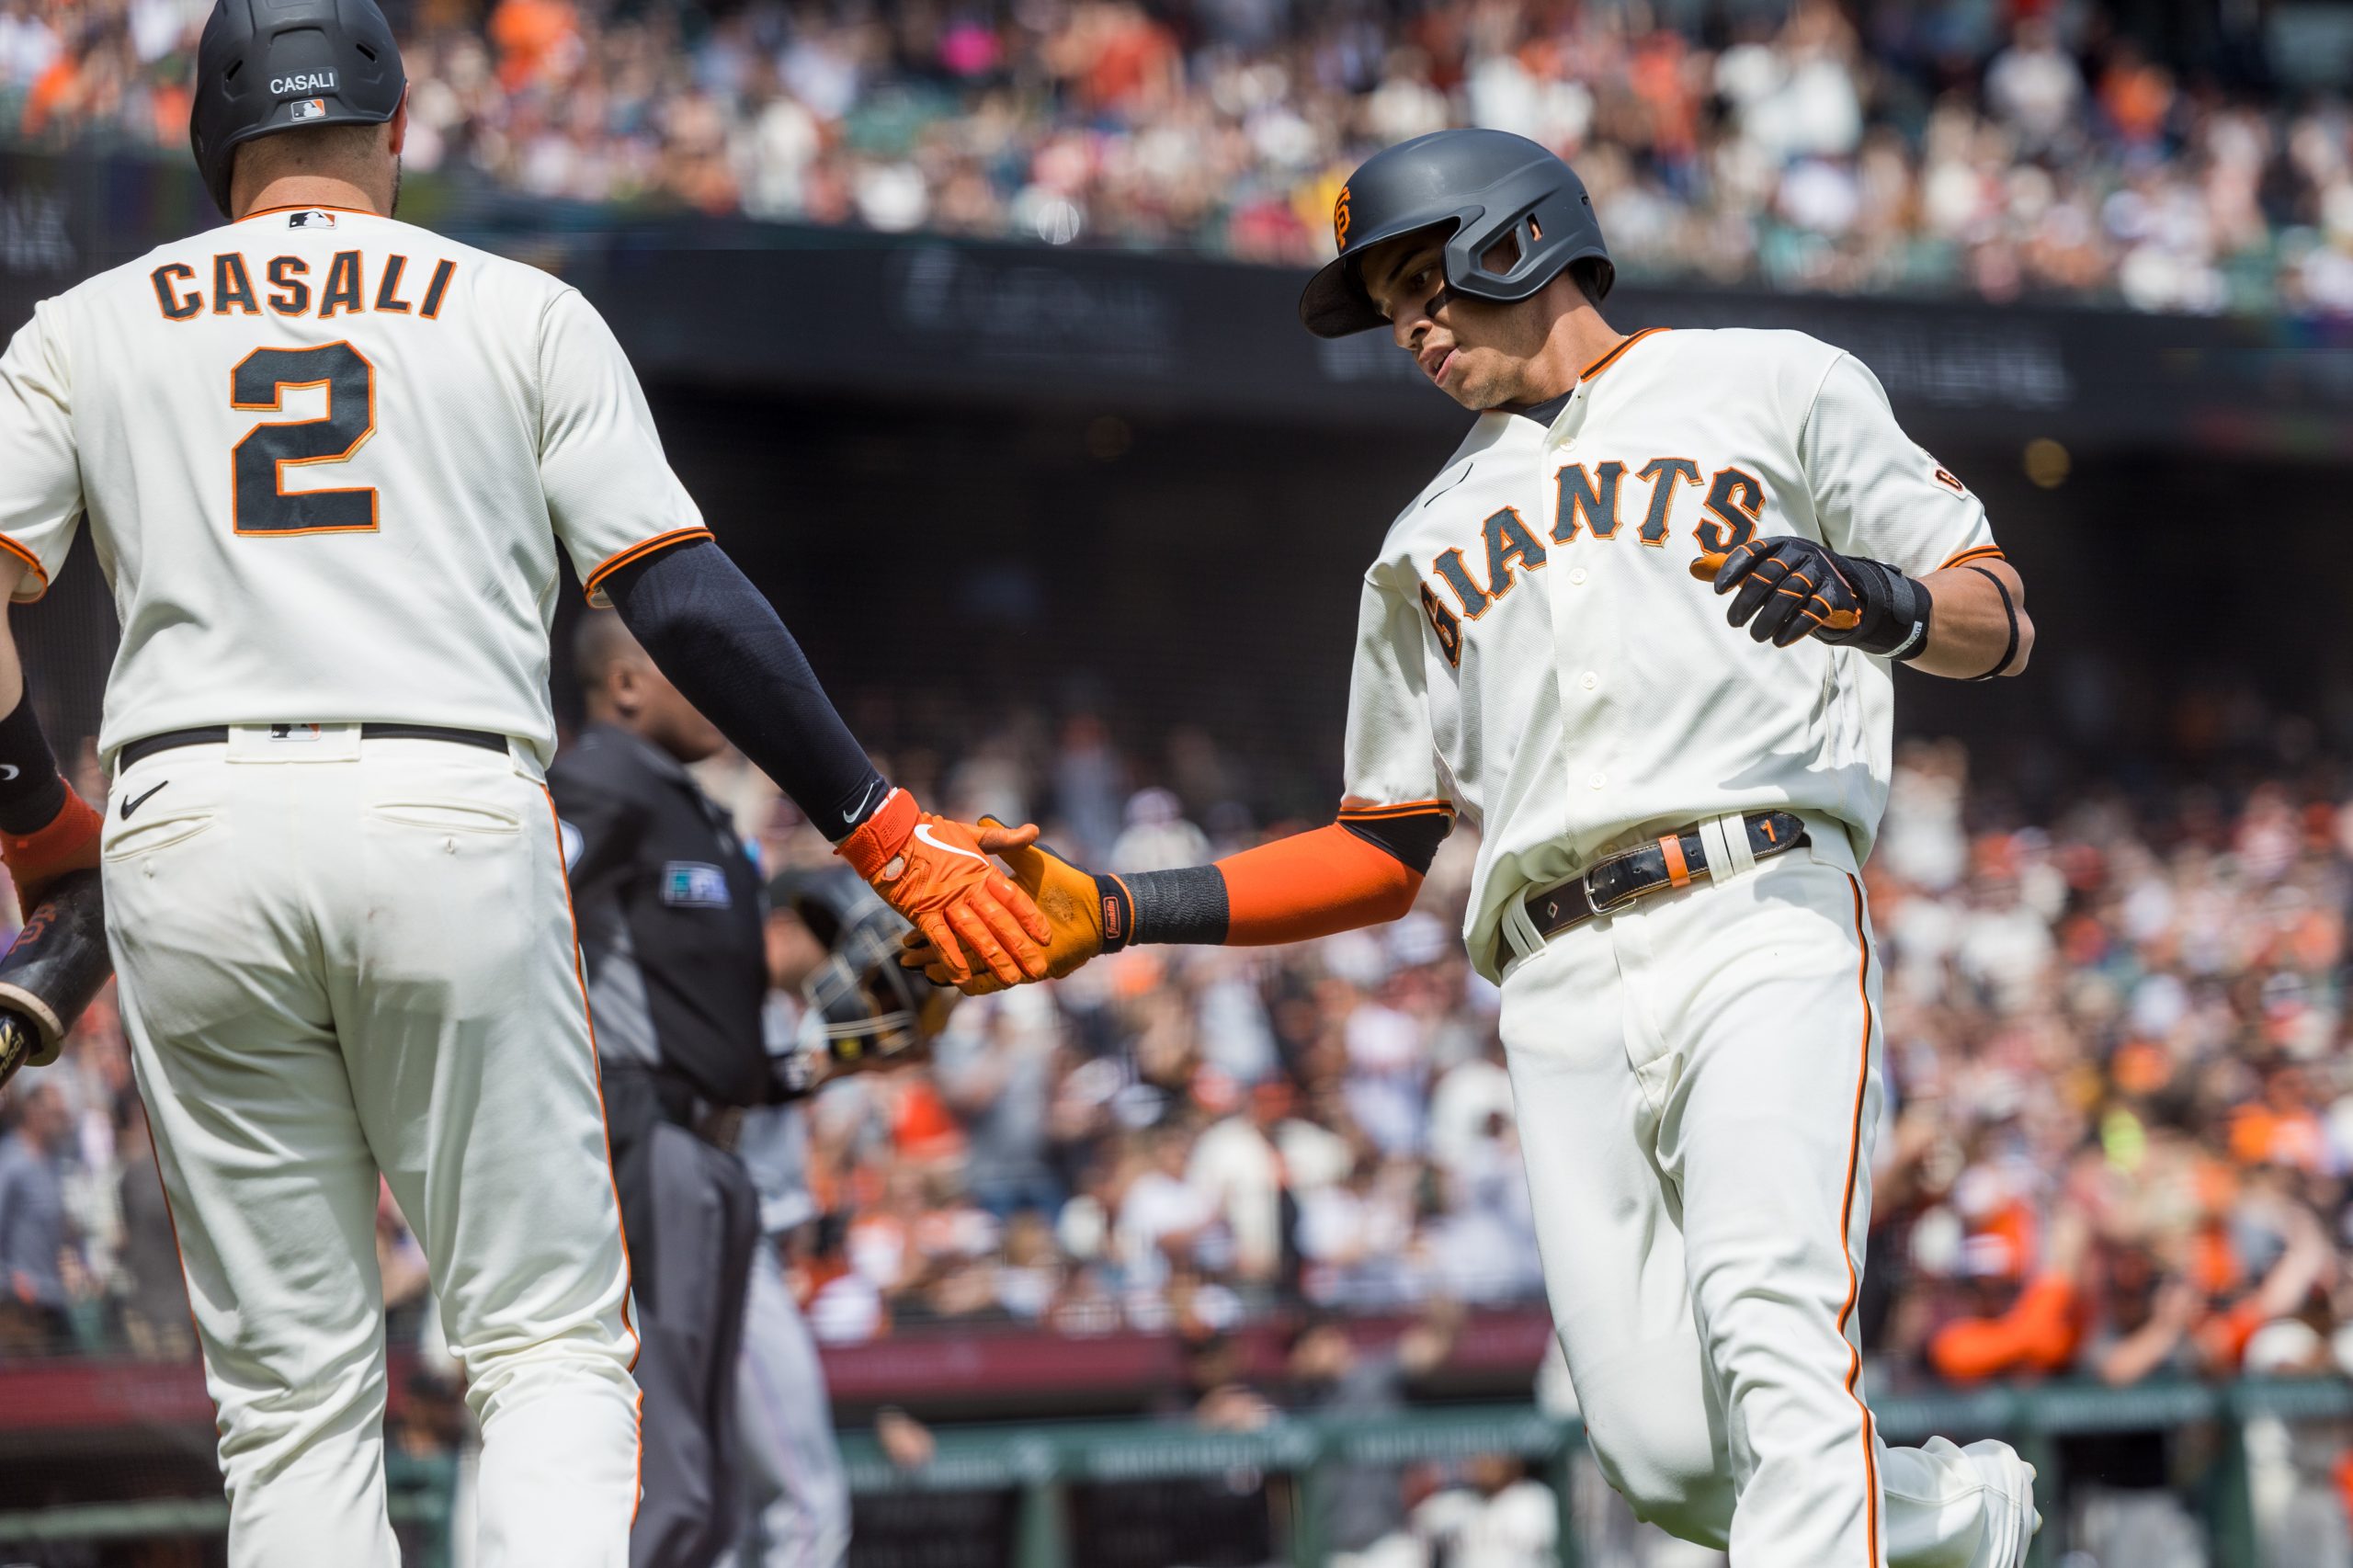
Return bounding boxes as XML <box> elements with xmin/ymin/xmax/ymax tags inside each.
<box><xmin>5</xmin><ymin>0</ymin><xmax>2353</xmax><ymax>315</ymax></box>
<box><xmin>5</xmin><ymin>703</ymin><xmax>2353</xmax><ymax>1427</ymax></box>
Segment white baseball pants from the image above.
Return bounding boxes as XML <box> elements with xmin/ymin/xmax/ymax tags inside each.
<box><xmin>727</xmin><ymin>1236</ymin><xmax>851</xmax><ymax>1568</ymax></box>
<box><xmin>103</xmin><ymin>726</ymin><xmax>642</xmax><ymax>1567</ymax></box>
<box><xmin>1497</xmin><ymin>821</ymin><xmax>2029</xmax><ymax>1568</ymax></box>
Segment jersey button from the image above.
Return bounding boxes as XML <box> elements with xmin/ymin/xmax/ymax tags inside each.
<box><xmin>1568</xmin><ymin>567</ymin><xmax>1588</xmax><ymax>586</ymax></box>
<box><xmin>1580</xmin><ymin>672</ymin><xmax>1598</xmax><ymax>691</ymax></box>
<box><xmin>1588</xmin><ymin>773</ymin><xmax>1606</xmax><ymax>790</ymax></box>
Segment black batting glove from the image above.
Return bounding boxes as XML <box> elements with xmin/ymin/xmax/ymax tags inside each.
<box><xmin>1702</xmin><ymin>537</ymin><xmax>1932</xmax><ymax>659</ymax></box>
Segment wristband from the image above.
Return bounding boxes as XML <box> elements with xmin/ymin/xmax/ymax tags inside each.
<box><xmin>1091</xmin><ymin>866</ymin><xmax>1229</xmax><ymax>949</ymax></box>
<box><xmin>1093</xmin><ymin>873</ymin><xmax>1133</xmax><ymax>952</ymax></box>
<box><xmin>1965</xmin><ymin>565</ymin><xmax>2020</xmax><ymax>679</ymax></box>
<box><xmin>1839</xmin><ymin>556</ymin><xmax>1933</xmax><ymax>662</ymax></box>
<box><xmin>834</xmin><ymin>788</ymin><xmax>915</xmax><ymax>881</ymax></box>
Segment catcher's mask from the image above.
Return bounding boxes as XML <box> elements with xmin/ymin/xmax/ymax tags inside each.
<box><xmin>775</xmin><ymin>868</ymin><xmax>947</xmax><ymax>1066</ymax></box>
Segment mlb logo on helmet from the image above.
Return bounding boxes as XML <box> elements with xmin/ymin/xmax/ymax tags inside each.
<box><xmin>290</xmin><ymin>97</ymin><xmax>327</xmax><ymax>122</ymax></box>
<box><xmin>1333</xmin><ymin>186</ymin><xmax>1352</xmax><ymax>251</ymax></box>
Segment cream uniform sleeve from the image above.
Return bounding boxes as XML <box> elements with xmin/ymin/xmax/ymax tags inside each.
<box><xmin>0</xmin><ymin>301</ymin><xmax>85</xmax><ymax>602</ymax></box>
<box><xmin>1800</xmin><ymin>353</ymin><xmax>2000</xmax><ymax>579</ymax></box>
<box><xmin>536</xmin><ymin>286</ymin><xmax>713</xmax><ymax>607</ymax></box>
<box><xmin>1341</xmin><ymin>569</ymin><xmax>1451</xmax><ymax>812</ymax></box>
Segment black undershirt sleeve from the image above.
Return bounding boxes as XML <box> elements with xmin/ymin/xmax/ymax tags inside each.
<box><xmin>0</xmin><ymin>695</ymin><xmax>65</xmax><ymax>834</ymax></box>
<box><xmin>604</xmin><ymin>539</ymin><xmax>886</xmax><ymax>843</ymax></box>
<box><xmin>1336</xmin><ymin>807</ymin><xmax>1453</xmax><ymax>874</ymax></box>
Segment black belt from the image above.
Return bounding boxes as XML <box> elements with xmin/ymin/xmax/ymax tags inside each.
<box><xmin>117</xmin><ymin>723</ymin><xmax>508</xmax><ymax>770</ymax></box>
<box><xmin>1524</xmin><ymin>811</ymin><xmax>1812</xmax><ymax>946</ymax></box>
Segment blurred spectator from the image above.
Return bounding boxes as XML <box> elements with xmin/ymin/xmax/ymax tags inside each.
<box><xmin>111</xmin><ymin>1093</ymin><xmax>189</xmax><ymax>1361</ymax></box>
<box><xmin>0</xmin><ymin>1078</ymin><xmax>76</xmax><ymax>1353</ymax></box>
<box><xmin>934</xmin><ymin>987</ymin><xmax>1064</xmax><ymax>1220</ymax></box>
<box><xmin>1188</xmin><ymin>1075</ymin><xmax>1296</xmax><ymax>1287</ymax></box>
<box><xmin>11</xmin><ymin>0</ymin><xmax>2353</xmax><ymax>318</ymax></box>
<box><xmin>1289</xmin><ymin>1306</ymin><xmax>1459</xmax><ymax>1564</ymax></box>
<box><xmin>1409</xmin><ymin>1453</ymin><xmax>1559</xmax><ymax>1567</ymax></box>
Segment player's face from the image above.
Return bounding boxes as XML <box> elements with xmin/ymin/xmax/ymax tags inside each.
<box><xmin>1363</xmin><ymin>231</ymin><xmax>1557</xmax><ymax>412</ymax></box>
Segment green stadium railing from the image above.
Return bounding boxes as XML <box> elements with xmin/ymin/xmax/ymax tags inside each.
<box><xmin>0</xmin><ymin>1450</ymin><xmax>459</xmax><ymax>1562</ymax></box>
<box><xmin>835</xmin><ymin>1377</ymin><xmax>2353</xmax><ymax>1568</ymax></box>
<box><xmin>1</xmin><ymin>1378</ymin><xmax>2346</xmax><ymax>1565</ymax></box>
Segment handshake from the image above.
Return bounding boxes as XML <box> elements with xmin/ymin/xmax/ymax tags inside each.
<box><xmin>835</xmin><ymin>790</ymin><xmax>1104</xmax><ymax>995</ymax></box>
<box><xmin>897</xmin><ymin>818</ymin><xmax>1105</xmax><ymax>995</ymax></box>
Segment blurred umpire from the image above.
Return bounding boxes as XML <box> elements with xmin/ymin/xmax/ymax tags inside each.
<box><xmin>553</xmin><ymin>614</ymin><xmax>939</xmax><ymax>1567</ymax></box>
<box><xmin>552</xmin><ymin>612</ymin><xmax>767</xmax><ymax>1568</ymax></box>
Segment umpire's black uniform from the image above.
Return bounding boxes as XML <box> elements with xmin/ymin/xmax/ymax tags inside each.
<box><xmin>550</xmin><ymin>723</ymin><xmax>773</xmax><ymax>1568</ymax></box>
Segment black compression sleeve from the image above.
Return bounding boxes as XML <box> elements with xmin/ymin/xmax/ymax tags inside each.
<box><xmin>1092</xmin><ymin>866</ymin><xmax>1229</xmax><ymax>950</ymax></box>
<box><xmin>0</xmin><ymin>695</ymin><xmax>65</xmax><ymax>835</ymax></box>
<box><xmin>606</xmin><ymin>540</ymin><xmax>887</xmax><ymax>842</ymax></box>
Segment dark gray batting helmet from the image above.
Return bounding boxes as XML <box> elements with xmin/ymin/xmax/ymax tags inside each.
<box><xmin>1299</xmin><ymin>129</ymin><xmax>1612</xmax><ymax>338</ymax></box>
<box><xmin>189</xmin><ymin>0</ymin><xmax>406</xmax><ymax>219</ymax></box>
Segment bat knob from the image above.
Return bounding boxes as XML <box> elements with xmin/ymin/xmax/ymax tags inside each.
<box><xmin>1688</xmin><ymin>551</ymin><xmax>1730</xmax><ymax>582</ymax></box>
<box><xmin>0</xmin><ymin>1012</ymin><xmax>35</xmax><ymax>1093</ymax></box>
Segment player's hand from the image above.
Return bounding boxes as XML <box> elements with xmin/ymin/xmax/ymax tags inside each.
<box><xmin>900</xmin><ymin>818</ymin><xmax>1106</xmax><ymax>996</ymax></box>
<box><xmin>835</xmin><ymin>790</ymin><xmax>1051</xmax><ymax>986</ymax></box>
<box><xmin>1</xmin><ymin>785</ymin><xmax>102</xmax><ymax>917</ymax></box>
<box><xmin>1694</xmin><ymin>538</ymin><xmax>1866</xmax><ymax>648</ymax></box>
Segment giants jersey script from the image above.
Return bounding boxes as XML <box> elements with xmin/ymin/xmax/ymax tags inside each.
<box><xmin>0</xmin><ymin>206</ymin><xmax>710</xmax><ymax>765</ymax></box>
<box><xmin>1343</xmin><ymin>327</ymin><xmax>2000</xmax><ymax>977</ymax></box>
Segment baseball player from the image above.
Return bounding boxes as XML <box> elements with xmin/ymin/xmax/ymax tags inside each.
<box><xmin>0</xmin><ymin>3</ymin><xmax>1047</xmax><ymax>1562</ymax></box>
<box><xmin>916</xmin><ymin>130</ymin><xmax>2041</xmax><ymax>1568</ymax></box>
<box><xmin>722</xmin><ymin>869</ymin><xmax>880</xmax><ymax>1568</ymax></box>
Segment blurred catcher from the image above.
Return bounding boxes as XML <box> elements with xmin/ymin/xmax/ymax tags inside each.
<box><xmin>0</xmin><ymin>0</ymin><xmax>1045</xmax><ymax>1559</ymax></box>
<box><xmin>918</xmin><ymin>128</ymin><xmax>2042</xmax><ymax>1568</ymax></box>
<box><xmin>725</xmin><ymin>865</ymin><xmax>946</xmax><ymax>1567</ymax></box>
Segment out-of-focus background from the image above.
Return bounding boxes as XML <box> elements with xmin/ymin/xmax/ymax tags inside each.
<box><xmin>1</xmin><ymin>0</ymin><xmax>2352</xmax><ymax>1563</ymax></box>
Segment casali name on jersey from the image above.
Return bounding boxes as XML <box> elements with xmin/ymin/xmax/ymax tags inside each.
<box><xmin>151</xmin><ymin>250</ymin><xmax>459</xmax><ymax>322</ymax></box>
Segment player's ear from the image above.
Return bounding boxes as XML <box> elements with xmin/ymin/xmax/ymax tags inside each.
<box><xmin>388</xmin><ymin>87</ymin><xmax>409</xmax><ymax>157</ymax></box>
<box><xmin>605</xmin><ymin>658</ymin><xmax>643</xmax><ymax>720</ymax></box>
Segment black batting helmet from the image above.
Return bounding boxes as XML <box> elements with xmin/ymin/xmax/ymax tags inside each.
<box><xmin>189</xmin><ymin>0</ymin><xmax>406</xmax><ymax>219</ymax></box>
<box><xmin>1299</xmin><ymin>129</ymin><xmax>1612</xmax><ymax>338</ymax></box>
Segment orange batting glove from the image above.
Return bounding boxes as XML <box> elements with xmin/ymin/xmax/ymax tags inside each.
<box><xmin>1</xmin><ymin>786</ymin><xmax>101</xmax><ymax>917</ymax></box>
<box><xmin>835</xmin><ymin>790</ymin><xmax>1051</xmax><ymax>987</ymax></box>
<box><xmin>901</xmin><ymin>818</ymin><xmax>1108</xmax><ymax>996</ymax></box>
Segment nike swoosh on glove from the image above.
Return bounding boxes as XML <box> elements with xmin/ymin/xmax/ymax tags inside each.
<box><xmin>835</xmin><ymin>790</ymin><xmax>1051</xmax><ymax>986</ymax></box>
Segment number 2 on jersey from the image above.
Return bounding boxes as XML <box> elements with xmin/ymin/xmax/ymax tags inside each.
<box><xmin>231</xmin><ymin>343</ymin><xmax>377</xmax><ymax>535</ymax></box>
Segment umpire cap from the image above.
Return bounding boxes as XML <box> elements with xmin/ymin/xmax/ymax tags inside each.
<box><xmin>1299</xmin><ymin>129</ymin><xmax>1612</xmax><ymax>338</ymax></box>
<box><xmin>190</xmin><ymin>0</ymin><xmax>407</xmax><ymax>219</ymax></box>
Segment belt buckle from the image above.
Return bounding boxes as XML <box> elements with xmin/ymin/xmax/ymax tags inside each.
<box><xmin>1582</xmin><ymin>849</ymin><xmax>1650</xmax><ymax>916</ymax></box>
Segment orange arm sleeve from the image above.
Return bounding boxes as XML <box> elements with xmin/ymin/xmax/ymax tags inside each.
<box><xmin>1214</xmin><ymin>823</ymin><xmax>1424</xmax><ymax>946</ymax></box>
<box><xmin>1927</xmin><ymin>1273</ymin><xmax>2082</xmax><ymax>1383</ymax></box>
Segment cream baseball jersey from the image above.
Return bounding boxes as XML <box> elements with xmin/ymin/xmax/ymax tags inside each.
<box><xmin>0</xmin><ymin>205</ymin><xmax>710</xmax><ymax>766</ymax></box>
<box><xmin>1342</xmin><ymin>327</ymin><xmax>2000</xmax><ymax>977</ymax></box>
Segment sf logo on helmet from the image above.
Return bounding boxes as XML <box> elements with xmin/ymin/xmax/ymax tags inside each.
<box><xmin>1333</xmin><ymin>186</ymin><xmax>1351</xmax><ymax>251</ymax></box>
